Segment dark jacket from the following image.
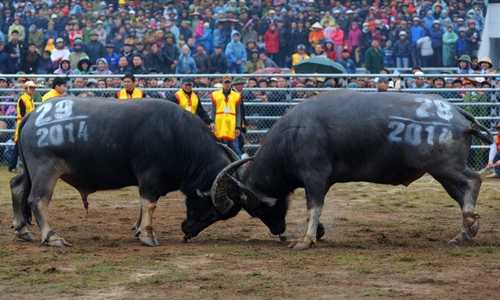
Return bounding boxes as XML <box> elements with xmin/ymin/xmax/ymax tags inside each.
<box><xmin>394</xmin><ymin>39</ymin><xmax>412</xmax><ymax>58</ymax></box>
<box><xmin>0</xmin><ymin>49</ymin><xmax>15</xmax><ymax>74</ymax></box>
<box><xmin>161</xmin><ymin>42</ymin><xmax>180</xmax><ymax>74</ymax></box>
<box><xmin>210</xmin><ymin>52</ymin><xmax>228</xmax><ymax>74</ymax></box>
<box><xmin>192</xmin><ymin>52</ymin><xmax>211</xmax><ymax>74</ymax></box>
<box><xmin>291</xmin><ymin>28</ymin><xmax>309</xmax><ymax>51</ymax></box>
<box><xmin>22</xmin><ymin>51</ymin><xmax>40</xmax><ymax>74</ymax></box>
<box><xmin>146</xmin><ymin>51</ymin><xmax>165</xmax><ymax>72</ymax></box>
<box><xmin>364</xmin><ymin>47</ymin><xmax>384</xmax><ymax>74</ymax></box>
<box><xmin>84</xmin><ymin>40</ymin><xmax>105</xmax><ymax>67</ymax></box>
<box><xmin>36</xmin><ymin>56</ymin><xmax>54</xmax><ymax>74</ymax></box>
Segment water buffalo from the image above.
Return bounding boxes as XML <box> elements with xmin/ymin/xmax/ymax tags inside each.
<box><xmin>213</xmin><ymin>90</ymin><xmax>493</xmax><ymax>250</ymax></box>
<box><xmin>10</xmin><ymin>97</ymin><xmax>247</xmax><ymax>247</ymax></box>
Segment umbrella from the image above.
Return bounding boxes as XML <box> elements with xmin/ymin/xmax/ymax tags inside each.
<box><xmin>252</xmin><ymin>67</ymin><xmax>283</xmax><ymax>75</ymax></box>
<box><xmin>293</xmin><ymin>57</ymin><xmax>347</xmax><ymax>74</ymax></box>
<box><xmin>216</xmin><ymin>18</ymin><xmax>244</xmax><ymax>30</ymax></box>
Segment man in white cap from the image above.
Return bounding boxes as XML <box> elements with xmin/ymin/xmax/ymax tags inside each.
<box><xmin>9</xmin><ymin>80</ymin><xmax>44</xmax><ymax>172</ymax></box>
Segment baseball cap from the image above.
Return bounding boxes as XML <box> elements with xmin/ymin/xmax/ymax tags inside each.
<box><xmin>56</xmin><ymin>37</ymin><xmax>64</xmax><ymax>43</ymax></box>
<box><xmin>222</xmin><ymin>75</ymin><xmax>232</xmax><ymax>83</ymax></box>
<box><xmin>182</xmin><ymin>76</ymin><xmax>194</xmax><ymax>84</ymax></box>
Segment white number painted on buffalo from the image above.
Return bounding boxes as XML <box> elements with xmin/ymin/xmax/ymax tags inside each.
<box><xmin>388</xmin><ymin>121</ymin><xmax>452</xmax><ymax>146</ymax></box>
<box><xmin>415</xmin><ymin>98</ymin><xmax>453</xmax><ymax>121</ymax></box>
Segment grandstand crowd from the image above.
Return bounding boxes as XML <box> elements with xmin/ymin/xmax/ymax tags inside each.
<box><xmin>0</xmin><ymin>0</ymin><xmax>492</xmax><ymax>76</ymax></box>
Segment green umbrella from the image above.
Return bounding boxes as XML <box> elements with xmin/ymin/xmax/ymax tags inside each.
<box><xmin>293</xmin><ymin>57</ymin><xmax>347</xmax><ymax>74</ymax></box>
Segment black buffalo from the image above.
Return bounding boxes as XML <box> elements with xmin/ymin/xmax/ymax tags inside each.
<box><xmin>10</xmin><ymin>97</ymin><xmax>247</xmax><ymax>247</ymax></box>
<box><xmin>213</xmin><ymin>90</ymin><xmax>493</xmax><ymax>249</ymax></box>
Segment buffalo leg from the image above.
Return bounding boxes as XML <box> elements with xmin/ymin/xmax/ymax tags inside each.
<box><xmin>431</xmin><ymin>168</ymin><xmax>481</xmax><ymax>244</ymax></box>
<box><xmin>288</xmin><ymin>181</ymin><xmax>328</xmax><ymax>250</ymax></box>
<box><xmin>131</xmin><ymin>206</ymin><xmax>142</xmax><ymax>231</ymax></box>
<box><xmin>11</xmin><ymin>172</ymin><xmax>34</xmax><ymax>242</ymax></box>
<box><xmin>135</xmin><ymin>195</ymin><xmax>160</xmax><ymax>246</ymax></box>
<box><xmin>29</xmin><ymin>173</ymin><xmax>72</xmax><ymax>247</ymax></box>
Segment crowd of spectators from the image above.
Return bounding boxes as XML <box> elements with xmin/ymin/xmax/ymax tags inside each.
<box><xmin>0</xmin><ymin>0</ymin><xmax>492</xmax><ymax>77</ymax></box>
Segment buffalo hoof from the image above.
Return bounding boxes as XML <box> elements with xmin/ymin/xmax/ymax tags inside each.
<box><xmin>287</xmin><ymin>239</ymin><xmax>315</xmax><ymax>250</ymax></box>
<box><xmin>44</xmin><ymin>236</ymin><xmax>72</xmax><ymax>247</ymax></box>
<box><xmin>140</xmin><ymin>236</ymin><xmax>160</xmax><ymax>247</ymax></box>
<box><xmin>131</xmin><ymin>224</ymin><xmax>138</xmax><ymax>231</ymax></box>
<box><xmin>183</xmin><ymin>235</ymin><xmax>191</xmax><ymax>243</ymax></box>
<box><xmin>464</xmin><ymin>213</ymin><xmax>480</xmax><ymax>237</ymax></box>
<box><xmin>278</xmin><ymin>234</ymin><xmax>287</xmax><ymax>242</ymax></box>
<box><xmin>316</xmin><ymin>222</ymin><xmax>325</xmax><ymax>240</ymax></box>
<box><xmin>16</xmin><ymin>231</ymin><xmax>34</xmax><ymax>242</ymax></box>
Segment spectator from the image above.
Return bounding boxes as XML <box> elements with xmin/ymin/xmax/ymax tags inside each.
<box><xmin>323</xmin><ymin>39</ymin><xmax>338</xmax><ymax>62</ymax></box>
<box><xmin>416</xmin><ymin>35</ymin><xmax>433</xmax><ymax>68</ymax></box>
<box><xmin>457</xmin><ymin>54</ymin><xmax>474</xmax><ymax>74</ymax></box>
<box><xmin>359</xmin><ymin>23</ymin><xmax>371</xmax><ymax>66</ymax></box>
<box><xmin>0</xmin><ymin>41</ymin><xmax>15</xmax><ymax>75</ymax></box>
<box><xmin>41</xmin><ymin>77</ymin><xmax>67</xmax><ymax>102</ymax></box>
<box><xmin>50</xmin><ymin>37</ymin><xmax>70</xmax><ymax>66</ymax></box>
<box><xmin>394</xmin><ymin>31</ymin><xmax>411</xmax><ymax>68</ymax></box>
<box><xmin>382</xmin><ymin>41</ymin><xmax>394</xmax><ymax>68</ymax></box>
<box><xmin>479</xmin><ymin>57</ymin><xmax>494</xmax><ymax>74</ymax></box>
<box><xmin>245</xmin><ymin>49</ymin><xmax>264</xmax><ymax>73</ymax></box>
<box><xmin>44</xmin><ymin>22</ymin><xmax>58</xmax><ymax>45</ymax></box>
<box><xmin>347</xmin><ymin>22</ymin><xmax>361</xmax><ymax>66</ymax></box>
<box><xmin>259</xmin><ymin>51</ymin><xmax>278</xmax><ymax>68</ymax></box>
<box><xmin>409</xmin><ymin>71</ymin><xmax>430</xmax><ymax>93</ymax></box>
<box><xmin>94</xmin><ymin>58</ymin><xmax>113</xmax><ymax>75</ymax></box>
<box><xmin>105</xmin><ymin>44</ymin><xmax>119</xmax><ymax>72</ymax></box>
<box><xmin>192</xmin><ymin>43</ymin><xmax>211</xmax><ymax>74</ymax></box>
<box><xmin>8</xmin><ymin>17</ymin><xmax>26</xmax><ymax>42</ymax></box>
<box><xmin>95</xmin><ymin>20</ymin><xmax>107</xmax><ymax>45</ymax></box>
<box><xmin>131</xmin><ymin>54</ymin><xmax>147</xmax><ymax>74</ymax></box>
<box><xmin>410</xmin><ymin>17</ymin><xmax>426</xmax><ymax>67</ymax></box>
<box><xmin>162</xmin><ymin>33</ymin><xmax>180</xmax><ymax>74</ymax></box>
<box><xmin>264</xmin><ymin>24</ymin><xmax>279</xmax><ymax>65</ymax></box>
<box><xmin>210</xmin><ymin>45</ymin><xmax>228</xmax><ymax>74</ymax></box>
<box><xmin>376</xmin><ymin>76</ymin><xmax>389</xmax><ymax>92</ymax></box>
<box><xmin>465</xmin><ymin>20</ymin><xmax>481</xmax><ymax>57</ymax></box>
<box><xmin>292</xmin><ymin>21</ymin><xmax>310</xmax><ymax>53</ymax></box>
<box><xmin>311</xmin><ymin>43</ymin><xmax>326</xmax><ymax>58</ymax></box>
<box><xmin>22</xmin><ymin>43</ymin><xmax>40</xmax><ymax>74</ymax></box>
<box><xmin>455</xmin><ymin>27</ymin><xmax>467</xmax><ymax>60</ymax></box>
<box><xmin>115</xmin><ymin>56</ymin><xmax>132</xmax><ymax>75</ymax></box>
<box><xmin>338</xmin><ymin>49</ymin><xmax>356</xmax><ymax>74</ymax></box>
<box><xmin>330</xmin><ymin>23</ymin><xmax>344</xmax><ymax>57</ymax></box>
<box><xmin>309</xmin><ymin>22</ymin><xmax>324</xmax><ymax>52</ymax></box>
<box><xmin>225</xmin><ymin>30</ymin><xmax>247</xmax><ymax>74</ymax></box>
<box><xmin>36</xmin><ymin>50</ymin><xmax>53</xmax><ymax>74</ymax></box>
<box><xmin>6</xmin><ymin>31</ymin><xmax>27</xmax><ymax>73</ymax></box>
<box><xmin>198</xmin><ymin>22</ymin><xmax>213</xmax><ymax>55</ymax></box>
<box><xmin>85</xmin><ymin>30</ymin><xmax>105</xmax><ymax>68</ymax></box>
<box><xmin>241</xmin><ymin>22</ymin><xmax>258</xmax><ymax>47</ymax></box>
<box><xmin>364</xmin><ymin>40</ymin><xmax>384</xmax><ymax>74</ymax></box>
<box><xmin>176</xmin><ymin>45</ymin><xmax>198</xmax><ymax>74</ymax></box>
<box><xmin>54</xmin><ymin>57</ymin><xmax>72</xmax><ymax>75</ymax></box>
<box><xmin>69</xmin><ymin>39</ymin><xmax>87</xmax><ymax>70</ymax></box>
<box><xmin>28</xmin><ymin>25</ymin><xmax>44</xmax><ymax>51</ymax></box>
<box><xmin>442</xmin><ymin>25</ymin><xmax>458</xmax><ymax>67</ymax></box>
<box><xmin>470</xmin><ymin>55</ymin><xmax>481</xmax><ymax>72</ymax></box>
<box><xmin>68</xmin><ymin>23</ymin><xmax>82</xmax><ymax>47</ymax></box>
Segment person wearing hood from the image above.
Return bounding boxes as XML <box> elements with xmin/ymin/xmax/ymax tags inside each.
<box><xmin>323</xmin><ymin>39</ymin><xmax>338</xmax><ymax>62</ymax></box>
<box><xmin>28</xmin><ymin>25</ymin><xmax>44</xmax><ymax>51</ymax></box>
<box><xmin>442</xmin><ymin>25</ymin><xmax>458</xmax><ymax>67</ymax></box>
<box><xmin>54</xmin><ymin>57</ymin><xmax>73</xmax><ymax>74</ymax></box>
<box><xmin>73</xmin><ymin>56</ymin><xmax>94</xmax><ymax>75</ymax></box>
<box><xmin>225</xmin><ymin>30</ymin><xmax>247</xmax><ymax>74</ymax></box>
<box><xmin>176</xmin><ymin>45</ymin><xmax>198</xmax><ymax>74</ymax></box>
<box><xmin>410</xmin><ymin>17</ymin><xmax>425</xmax><ymax>67</ymax></box>
<box><xmin>264</xmin><ymin>24</ymin><xmax>279</xmax><ymax>63</ymax></box>
<box><xmin>50</xmin><ymin>37</ymin><xmax>70</xmax><ymax>66</ymax></box>
<box><xmin>472</xmin><ymin>8</ymin><xmax>484</xmax><ymax>31</ymax></box>
<box><xmin>439</xmin><ymin>12</ymin><xmax>452</xmax><ymax>31</ymax></box>
<box><xmin>94</xmin><ymin>58</ymin><xmax>113</xmax><ymax>75</ymax></box>
<box><xmin>457</xmin><ymin>54</ymin><xmax>475</xmax><ymax>74</ymax></box>
<box><xmin>430</xmin><ymin>20</ymin><xmax>444</xmax><ymax>67</ymax></box>
<box><xmin>69</xmin><ymin>39</ymin><xmax>88</xmax><ymax>70</ymax></box>
<box><xmin>197</xmin><ymin>22</ymin><xmax>213</xmax><ymax>55</ymax></box>
<box><xmin>423</xmin><ymin>10</ymin><xmax>436</xmax><ymax>31</ymax></box>
<box><xmin>455</xmin><ymin>27</ymin><xmax>467</xmax><ymax>60</ymax></box>
<box><xmin>347</xmin><ymin>22</ymin><xmax>361</xmax><ymax>66</ymax></box>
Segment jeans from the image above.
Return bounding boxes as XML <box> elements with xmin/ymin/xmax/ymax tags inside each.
<box><xmin>396</xmin><ymin>57</ymin><xmax>409</xmax><ymax>68</ymax></box>
<box><xmin>8</xmin><ymin>143</ymin><xmax>19</xmax><ymax>171</ymax></box>
<box><xmin>227</xmin><ymin>63</ymin><xmax>244</xmax><ymax>74</ymax></box>
<box><xmin>493</xmin><ymin>153</ymin><xmax>500</xmax><ymax>175</ymax></box>
<box><xmin>220</xmin><ymin>138</ymin><xmax>241</xmax><ymax>158</ymax></box>
<box><xmin>420</xmin><ymin>55</ymin><xmax>432</xmax><ymax>68</ymax></box>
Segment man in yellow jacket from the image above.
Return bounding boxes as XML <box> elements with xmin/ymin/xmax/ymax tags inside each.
<box><xmin>116</xmin><ymin>73</ymin><xmax>145</xmax><ymax>99</ymax></box>
<box><xmin>42</xmin><ymin>77</ymin><xmax>67</xmax><ymax>102</ymax></box>
<box><xmin>291</xmin><ymin>44</ymin><xmax>310</xmax><ymax>74</ymax></box>
<box><xmin>9</xmin><ymin>80</ymin><xmax>44</xmax><ymax>172</ymax></box>
<box><xmin>210</xmin><ymin>75</ymin><xmax>243</xmax><ymax>157</ymax></box>
<box><xmin>170</xmin><ymin>76</ymin><xmax>215</xmax><ymax>132</ymax></box>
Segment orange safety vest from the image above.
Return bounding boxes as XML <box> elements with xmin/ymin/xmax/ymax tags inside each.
<box><xmin>496</xmin><ymin>135</ymin><xmax>500</xmax><ymax>153</ymax></box>
<box><xmin>211</xmin><ymin>89</ymin><xmax>241</xmax><ymax>141</ymax></box>
<box><xmin>14</xmin><ymin>93</ymin><xmax>35</xmax><ymax>143</ymax></box>
<box><xmin>116</xmin><ymin>87</ymin><xmax>144</xmax><ymax>99</ymax></box>
<box><xmin>174</xmin><ymin>89</ymin><xmax>199</xmax><ymax>114</ymax></box>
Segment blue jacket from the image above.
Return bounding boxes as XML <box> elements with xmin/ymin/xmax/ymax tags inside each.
<box><xmin>176</xmin><ymin>45</ymin><xmax>198</xmax><ymax>74</ymax></box>
<box><xmin>410</xmin><ymin>25</ymin><xmax>425</xmax><ymax>45</ymax></box>
<box><xmin>0</xmin><ymin>50</ymin><xmax>15</xmax><ymax>74</ymax></box>
<box><xmin>338</xmin><ymin>57</ymin><xmax>356</xmax><ymax>74</ymax></box>
<box><xmin>36</xmin><ymin>56</ymin><xmax>54</xmax><ymax>74</ymax></box>
<box><xmin>430</xmin><ymin>28</ymin><xmax>443</xmax><ymax>48</ymax></box>
<box><xmin>225</xmin><ymin>30</ymin><xmax>247</xmax><ymax>67</ymax></box>
<box><xmin>105</xmin><ymin>52</ymin><xmax>120</xmax><ymax>72</ymax></box>
<box><xmin>198</xmin><ymin>28</ymin><xmax>213</xmax><ymax>54</ymax></box>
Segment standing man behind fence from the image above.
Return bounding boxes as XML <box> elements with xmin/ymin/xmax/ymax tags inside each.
<box><xmin>211</xmin><ymin>75</ymin><xmax>243</xmax><ymax>157</ymax></box>
<box><xmin>170</xmin><ymin>76</ymin><xmax>215</xmax><ymax>132</ymax></box>
<box><xmin>41</xmin><ymin>77</ymin><xmax>67</xmax><ymax>102</ymax></box>
<box><xmin>116</xmin><ymin>73</ymin><xmax>144</xmax><ymax>99</ymax></box>
<box><xmin>9</xmin><ymin>80</ymin><xmax>44</xmax><ymax>172</ymax></box>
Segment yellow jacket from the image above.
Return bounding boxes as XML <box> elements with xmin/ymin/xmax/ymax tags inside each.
<box><xmin>211</xmin><ymin>89</ymin><xmax>241</xmax><ymax>141</ymax></box>
<box><xmin>14</xmin><ymin>93</ymin><xmax>35</xmax><ymax>143</ymax></box>
<box><xmin>41</xmin><ymin>89</ymin><xmax>62</xmax><ymax>102</ymax></box>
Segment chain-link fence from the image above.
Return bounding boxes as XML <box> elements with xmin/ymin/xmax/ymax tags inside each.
<box><xmin>0</xmin><ymin>74</ymin><xmax>498</xmax><ymax>171</ymax></box>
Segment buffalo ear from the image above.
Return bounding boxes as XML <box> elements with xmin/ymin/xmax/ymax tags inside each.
<box><xmin>261</xmin><ymin>197</ymin><xmax>277</xmax><ymax>207</ymax></box>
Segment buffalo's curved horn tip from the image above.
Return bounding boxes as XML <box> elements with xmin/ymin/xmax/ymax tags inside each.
<box><xmin>211</xmin><ymin>157</ymin><xmax>254</xmax><ymax>213</ymax></box>
<box><xmin>224</xmin><ymin>172</ymin><xmax>261</xmax><ymax>210</ymax></box>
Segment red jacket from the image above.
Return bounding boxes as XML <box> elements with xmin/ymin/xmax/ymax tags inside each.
<box><xmin>264</xmin><ymin>25</ymin><xmax>279</xmax><ymax>54</ymax></box>
<box><xmin>325</xmin><ymin>48</ymin><xmax>338</xmax><ymax>62</ymax></box>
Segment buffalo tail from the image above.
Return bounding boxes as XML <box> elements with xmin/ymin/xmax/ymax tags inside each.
<box><xmin>457</xmin><ymin>106</ymin><xmax>494</xmax><ymax>145</ymax></box>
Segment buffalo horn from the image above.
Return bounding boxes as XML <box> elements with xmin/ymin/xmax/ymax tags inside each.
<box><xmin>217</xmin><ymin>143</ymin><xmax>246</xmax><ymax>179</ymax></box>
<box><xmin>224</xmin><ymin>173</ymin><xmax>261</xmax><ymax>210</ymax></box>
<box><xmin>211</xmin><ymin>157</ymin><xmax>254</xmax><ymax>213</ymax></box>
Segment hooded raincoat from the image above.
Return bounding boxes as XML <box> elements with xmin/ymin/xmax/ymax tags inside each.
<box><xmin>225</xmin><ymin>30</ymin><xmax>247</xmax><ymax>73</ymax></box>
<box><xmin>53</xmin><ymin>57</ymin><xmax>73</xmax><ymax>74</ymax></box>
<box><xmin>176</xmin><ymin>45</ymin><xmax>198</xmax><ymax>74</ymax></box>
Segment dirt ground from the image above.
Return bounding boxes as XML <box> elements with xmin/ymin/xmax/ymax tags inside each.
<box><xmin>0</xmin><ymin>169</ymin><xmax>500</xmax><ymax>299</ymax></box>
